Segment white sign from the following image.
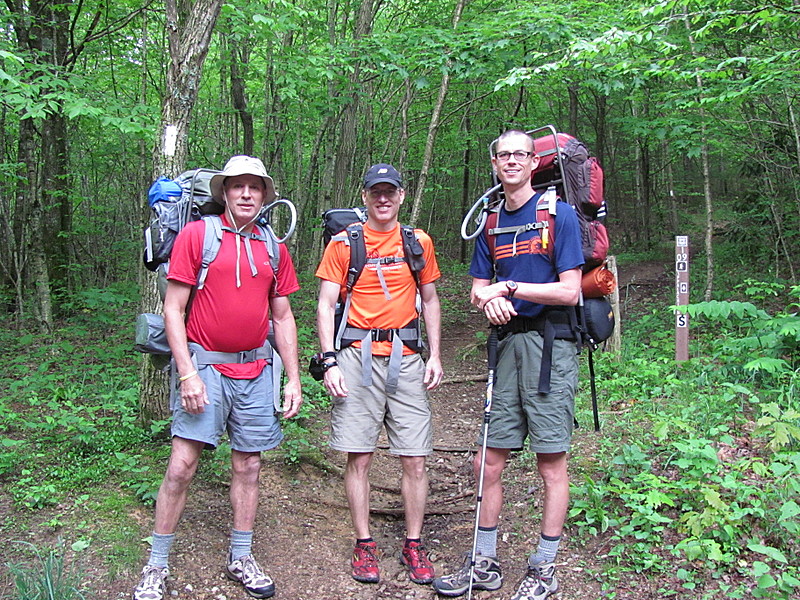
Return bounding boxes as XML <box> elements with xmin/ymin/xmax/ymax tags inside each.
<box><xmin>163</xmin><ymin>125</ymin><xmax>178</xmax><ymax>157</ymax></box>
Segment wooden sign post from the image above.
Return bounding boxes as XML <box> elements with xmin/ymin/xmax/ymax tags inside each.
<box><xmin>675</xmin><ymin>236</ymin><xmax>689</xmax><ymax>361</ymax></box>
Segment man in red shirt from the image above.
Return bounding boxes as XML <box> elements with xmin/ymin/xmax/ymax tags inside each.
<box><xmin>316</xmin><ymin>163</ymin><xmax>443</xmax><ymax>586</ymax></box>
<box><xmin>134</xmin><ymin>156</ymin><xmax>302</xmax><ymax>600</ymax></box>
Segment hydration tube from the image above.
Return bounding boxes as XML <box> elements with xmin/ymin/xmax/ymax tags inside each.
<box><xmin>460</xmin><ymin>183</ymin><xmax>502</xmax><ymax>240</ymax></box>
<box><xmin>258</xmin><ymin>198</ymin><xmax>298</xmax><ymax>243</ymax></box>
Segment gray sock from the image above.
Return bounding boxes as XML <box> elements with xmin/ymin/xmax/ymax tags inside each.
<box><xmin>230</xmin><ymin>529</ymin><xmax>253</xmax><ymax>562</ymax></box>
<box><xmin>476</xmin><ymin>526</ymin><xmax>498</xmax><ymax>558</ymax></box>
<box><xmin>530</xmin><ymin>533</ymin><xmax>560</xmax><ymax>566</ymax></box>
<box><xmin>148</xmin><ymin>532</ymin><xmax>175</xmax><ymax>569</ymax></box>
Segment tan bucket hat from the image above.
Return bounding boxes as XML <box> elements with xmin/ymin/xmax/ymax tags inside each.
<box><xmin>210</xmin><ymin>155</ymin><xmax>277</xmax><ymax>204</ymax></box>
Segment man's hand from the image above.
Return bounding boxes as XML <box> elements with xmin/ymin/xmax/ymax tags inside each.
<box><xmin>482</xmin><ymin>296</ymin><xmax>517</xmax><ymax>325</ymax></box>
<box><xmin>472</xmin><ymin>282</ymin><xmax>508</xmax><ymax>310</ymax></box>
<box><xmin>281</xmin><ymin>378</ymin><xmax>303</xmax><ymax>418</ymax></box>
<box><xmin>180</xmin><ymin>374</ymin><xmax>209</xmax><ymax>414</ymax></box>
<box><xmin>424</xmin><ymin>355</ymin><xmax>443</xmax><ymax>390</ymax></box>
<box><xmin>323</xmin><ymin>365</ymin><xmax>349</xmax><ymax>400</ymax></box>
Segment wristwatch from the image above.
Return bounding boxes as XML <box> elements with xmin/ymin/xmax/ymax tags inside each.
<box><xmin>505</xmin><ymin>280</ymin><xmax>518</xmax><ymax>299</ymax></box>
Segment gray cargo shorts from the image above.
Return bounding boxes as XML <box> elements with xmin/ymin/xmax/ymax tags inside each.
<box><xmin>170</xmin><ymin>361</ymin><xmax>283</xmax><ymax>453</ymax></box>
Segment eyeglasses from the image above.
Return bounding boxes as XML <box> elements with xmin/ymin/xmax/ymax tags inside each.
<box><xmin>494</xmin><ymin>150</ymin><xmax>533</xmax><ymax>162</ymax></box>
<box><xmin>367</xmin><ymin>187</ymin><xmax>400</xmax><ymax>200</ymax></box>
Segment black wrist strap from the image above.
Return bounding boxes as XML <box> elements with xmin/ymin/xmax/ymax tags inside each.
<box><xmin>321</xmin><ymin>351</ymin><xmax>337</xmax><ymax>359</ymax></box>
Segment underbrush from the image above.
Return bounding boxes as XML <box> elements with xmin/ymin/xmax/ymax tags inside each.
<box><xmin>568</xmin><ymin>280</ymin><xmax>800</xmax><ymax>598</ymax></box>
<box><xmin>0</xmin><ymin>271</ymin><xmax>331</xmax><ymax>593</ymax></box>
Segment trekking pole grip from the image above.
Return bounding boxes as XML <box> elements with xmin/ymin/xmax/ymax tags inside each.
<box><xmin>487</xmin><ymin>327</ymin><xmax>498</xmax><ymax>371</ymax></box>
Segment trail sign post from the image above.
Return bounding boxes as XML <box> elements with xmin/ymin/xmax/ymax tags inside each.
<box><xmin>675</xmin><ymin>236</ymin><xmax>689</xmax><ymax>361</ymax></box>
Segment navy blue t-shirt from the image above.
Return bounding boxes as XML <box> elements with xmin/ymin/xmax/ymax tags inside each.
<box><xmin>469</xmin><ymin>193</ymin><xmax>584</xmax><ymax>319</ymax></box>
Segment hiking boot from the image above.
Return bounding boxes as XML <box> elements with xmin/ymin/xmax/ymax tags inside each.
<box><xmin>351</xmin><ymin>540</ymin><xmax>380</xmax><ymax>583</ymax></box>
<box><xmin>401</xmin><ymin>540</ymin><xmax>435</xmax><ymax>584</ymax></box>
<box><xmin>432</xmin><ymin>553</ymin><xmax>502</xmax><ymax>597</ymax></box>
<box><xmin>226</xmin><ymin>554</ymin><xmax>275</xmax><ymax>599</ymax></box>
<box><xmin>509</xmin><ymin>561</ymin><xmax>558</xmax><ymax>600</ymax></box>
<box><xmin>133</xmin><ymin>565</ymin><xmax>168</xmax><ymax>600</ymax></box>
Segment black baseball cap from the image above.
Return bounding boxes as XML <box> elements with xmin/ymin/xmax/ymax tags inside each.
<box><xmin>363</xmin><ymin>163</ymin><xmax>403</xmax><ymax>189</ymax></box>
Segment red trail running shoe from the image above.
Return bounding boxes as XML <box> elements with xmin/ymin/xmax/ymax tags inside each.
<box><xmin>352</xmin><ymin>540</ymin><xmax>380</xmax><ymax>583</ymax></box>
<box><xmin>401</xmin><ymin>540</ymin><xmax>435</xmax><ymax>584</ymax></box>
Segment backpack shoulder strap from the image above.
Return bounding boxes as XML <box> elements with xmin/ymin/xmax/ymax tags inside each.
<box><xmin>484</xmin><ymin>208</ymin><xmax>500</xmax><ymax>264</ymax></box>
<box><xmin>482</xmin><ymin>187</ymin><xmax>560</xmax><ymax>267</ymax></box>
<box><xmin>345</xmin><ymin>223</ymin><xmax>367</xmax><ymax>292</ymax></box>
<box><xmin>538</xmin><ymin>187</ymin><xmax>558</xmax><ymax>261</ymax></box>
<box><xmin>254</xmin><ymin>224</ymin><xmax>281</xmax><ymax>277</ymax></box>
<box><xmin>198</xmin><ymin>217</ymin><xmax>282</xmax><ymax>290</ymax></box>
<box><xmin>400</xmin><ymin>224</ymin><xmax>426</xmax><ymax>287</ymax></box>
<box><xmin>196</xmin><ymin>215</ymin><xmax>224</xmax><ymax>290</ymax></box>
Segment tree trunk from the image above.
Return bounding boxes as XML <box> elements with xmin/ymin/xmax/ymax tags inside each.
<box><xmin>331</xmin><ymin>0</ymin><xmax>375</xmax><ymax>205</ymax></box>
<box><xmin>17</xmin><ymin>120</ymin><xmax>53</xmax><ymax>331</ymax></box>
<box><xmin>568</xmin><ymin>85</ymin><xmax>578</xmax><ymax>135</ymax></box>
<box><xmin>684</xmin><ymin>16</ymin><xmax>715</xmax><ymax>300</ymax></box>
<box><xmin>665</xmin><ymin>141</ymin><xmax>679</xmax><ymax>235</ymax></box>
<box><xmin>230</xmin><ymin>46</ymin><xmax>255</xmax><ymax>156</ymax></box>
<box><xmin>409</xmin><ymin>0</ymin><xmax>466</xmax><ymax>227</ymax></box>
<box><xmin>459</xmin><ymin>94</ymin><xmax>473</xmax><ymax>263</ymax></box>
<box><xmin>139</xmin><ymin>0</ymin><xmax>223</xmax><ymax>424</ymax></box>
<box><xmin>631</xmin><ymin>103</ymin><xmax>645</xmax><ymax>246</ymax></box>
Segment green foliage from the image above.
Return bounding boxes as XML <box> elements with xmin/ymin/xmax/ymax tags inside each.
<box><xmin>59</xmin><ymin>283</ymin><xmax>139</xmax><ymax>325</ymax></box>
<box><xmin>280</xmin><ymin>375</ymin><xmax>331</xmax><ymax>465</ymax></box>
<box><xmin>5</xmin><ymin>540</ymin><xmax>89</xmax><ymax>600</ymax></box>
<box><xmin>0</xmin><ymin>316</ymin><xmax>155</xmax><ymax>510</ymax></box>
<box><xmin>569</xmin><ymin>277</ymin><xmax>800</xmax><ymax>598</ymax></box>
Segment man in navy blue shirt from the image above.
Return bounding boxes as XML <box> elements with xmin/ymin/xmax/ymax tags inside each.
<box><xmin>434</xmin><ymin>130</ymin><xmax>583</xmax><ymax>600</ymax></box>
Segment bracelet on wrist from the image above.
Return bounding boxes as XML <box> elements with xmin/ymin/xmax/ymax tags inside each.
<box><xmin>179</xmin><ymin>370</ymin><xmax>198</xmax><ymax>382</ymax></box>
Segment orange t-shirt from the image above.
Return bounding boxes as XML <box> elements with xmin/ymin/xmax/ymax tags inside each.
<box><xmin>315</xmin><ymin>223</ymin><xmax>440</xmax><ymax>356</ymax></box>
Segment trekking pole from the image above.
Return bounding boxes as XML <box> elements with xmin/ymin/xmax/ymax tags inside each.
<box><xmin>588</xmin><ymin>349</ymin><xmax>600</xmax><ymax>431</ymax></box>
<box><xmin>578</xmin><ymin>293</ymin><xmax>601</xmax><ymax>432</ymax></box>
<box><xmin>467</xmin><ymin>327</ymin><xmax>499</xmax><ymax>600</ymax></box>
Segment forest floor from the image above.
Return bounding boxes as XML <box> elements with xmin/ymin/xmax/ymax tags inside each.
<box><xmin>4</xmin><ymin>258</ymin><xmax>676</xmax><ymax>600</ymax></box>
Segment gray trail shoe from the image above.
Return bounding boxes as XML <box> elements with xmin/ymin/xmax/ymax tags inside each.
<box><xmin>226</xmin><ymin>554</ymin><xmax>276</xmax><ymax>599</ymax></box>
<box><xmin>432</xmin><ymin>553</ymin><xmax>503</xmax><ymax>597</ymax></box>
<box><xmin>132</xmin><ymin>565</ymin><xmax>168</xmax><ymax>600</ymax></box>
<box><xmin>509</xmin><ymin>561</ymin><xmax>558</xmax><ymax>600</ymax></box>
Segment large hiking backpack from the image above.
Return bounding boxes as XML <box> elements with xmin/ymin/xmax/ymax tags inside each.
<box><xmin>135</xmin><ymin>169</ymin><xmax>294</xmax><ymax>358</ymax></box>
<box><xmin>491</xmin><ymin>127</ymin><xmax>608</xmax><ymax>271</ymax></box>
<box><xmin>142</xmin><ymin>169</ymin><xmax>286</xmax><ymax>298</ymax></box>
<box><xmin>460</xmin><ymin>126</ymin><xmax>615</xmax><ymax>430</ymax></box>
<box><xmin>314</xmin><ymin>207</ymin><xmax>427</xmax><ymax>393</ymax></box>
<box><xmin>320</xmin><ymin>207</ymin><xmax>426</xmax><ymax>351</ymax></box>
<box><xmin>462</xmin><ymin>126</ymin><xmax>615</xmax><ymax>345</ymax></box>
<box><xmin>462</xmin><ymin>125</ymin><xmax>609</xmax><ymax>273</ymax></box>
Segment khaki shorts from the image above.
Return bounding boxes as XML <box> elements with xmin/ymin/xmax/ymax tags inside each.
<box><xmin>482</xmin><ymin>330</ymin><xmax>578</xmax><ymax>453</ymax></box>
<box><xmin>329</xmin><ymin>346</ymin><xmax>432</xmax><ymax>456</ymax></box>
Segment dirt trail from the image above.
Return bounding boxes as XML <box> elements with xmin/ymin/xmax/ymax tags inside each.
<box><xmin>101</xmin><ymin>260</ymin><xmax>672</xmax><ymax>599</ymax></box>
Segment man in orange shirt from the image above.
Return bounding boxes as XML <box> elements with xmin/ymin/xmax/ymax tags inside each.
<box><xmin>316</xmin><ymin>163</ymin><xmax>443</xmax><ymax>586</ymax></box>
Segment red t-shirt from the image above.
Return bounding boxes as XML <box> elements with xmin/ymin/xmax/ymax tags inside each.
<box><xmin>315</xmin><ymin>223</ymin><xmax>440</xmax><ymax>356</ymax></box>
<box><xmin>167</xmin><ymin>215</ymin><xmax>300</xmax><ymax>378</ymax></box>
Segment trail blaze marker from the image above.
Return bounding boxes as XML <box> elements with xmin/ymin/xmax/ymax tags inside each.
<box><xmin>675</xmin><ymin>236</ymin><xmax>689</xmax><ymax>361</ymax></box>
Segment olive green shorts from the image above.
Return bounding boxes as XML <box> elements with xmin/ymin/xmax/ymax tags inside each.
<box><xmin>329</xmin><ymin>345</ymin><xmax>432</xmax><ymax>456</ymax></box>
<box><xmin>481</xmin><ymin>330</ymin><xmax>578</xmax><ymax>453</ymax></box>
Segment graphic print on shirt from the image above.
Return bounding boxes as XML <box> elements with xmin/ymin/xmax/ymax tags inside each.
<box><xmin>494</xmin><ymin>235</ymin><xmax>547</xmax><ymax>261</ymax></box>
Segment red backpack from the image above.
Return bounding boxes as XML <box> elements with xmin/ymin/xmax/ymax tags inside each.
<box><xmin>485</xmin><ymin>127</ymin><xmax>608</xmax><ymax>270</ymax></box>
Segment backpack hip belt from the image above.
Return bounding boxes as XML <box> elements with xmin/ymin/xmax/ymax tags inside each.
<box><xmin>497</xmin><ymin>308</ymin><xmax>578</xmax><ymax>395</ymax></box>
<box><xmin>188</xmin><ymin>342</ymin><xmax>273</xmax><ymax>365</ymax></box>
<box><xmin>339</xmin><ymin>322</ymin><xmax>423</xmax><ymax>394</ymax></box>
